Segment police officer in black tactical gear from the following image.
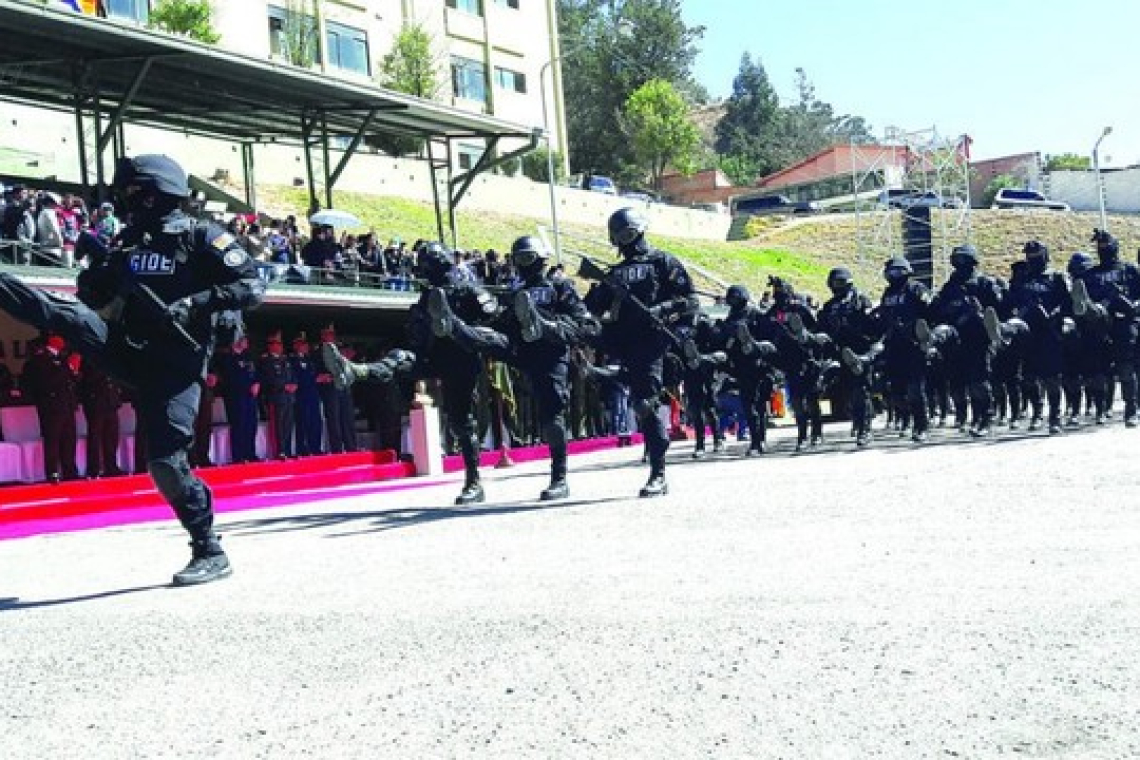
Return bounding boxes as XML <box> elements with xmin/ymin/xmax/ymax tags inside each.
<box><xmin>0</xmin><ymin>154</ymin><xmax>264</xmax><ymax>585</ymax></box>
<box><xmin>1003</xmin><ymin>240</ymin><xmax>1071</xmax><ymax>434</ymax></box>
<box><xmin>915</xmin><ymin>244</ymin><xmax>1005</xmax><ymax>437</ymax></box>
<box><xmin>820</xmin><ymin>267</ymin><xmax>878</xmax><ymax>447</ymax></box>
<box><xmin>864</xmin><ymin>256</ymin><xmax>933</xmax><ymax>442</ymax></box>
<box><xmin>1063</xmin><ymin>252</ymin><xmax>1102</xmax><ymax>423</ymax></box>
<box><xmin>414</xmin><ymin>235</ymin><xmax>597</xmax><ymax>501</ymax></box>
<box><xmin>715</xmin><ymin>284</ymin><xmax>779</xmax><ymax>456</ymax></box>
<box><xmin>678</xmin><ymin>313</ymin><xmax>727</xmax><ymax>458</ymax></box>
<box><xmin>767</xmin><ymin>277</ymin><xmax>833</xmax><ymax>451</ymax></box>
<box><xmin>583</xmin><ymin>207</ymin><xmax>697</xmax><ymax>496</ymax></box>
<box><xmin>1072</xmin><ymin>229</ymin><xmax>1140</xmax><ymax>427</ymax></box>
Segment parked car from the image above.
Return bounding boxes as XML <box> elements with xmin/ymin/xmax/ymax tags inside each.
<box><xmin>619</xmin><ymin>190</ymin><xmax>659</xmax><ymax>204</ymax></box>
<box><xmin>991</xmin><ymin>188</ymin><xmax>1070</xmax><ymax>212</ymax></box>
<box><xmin>581</xmin><ymin>174</ymin><xmax>618</xmax><ymax>195</ymax></box>
<box><xmin>733</xmin><ymin>194</ymin><xmax>821</xmax><ymax>216</ymax></box>
<box><xmin>879</xmin><ymin>189</ymin><xmax>964</xmax><ymax>209</ymax></box>
<box><xmin>691</xmin><ymin>201</ymin><xmax>728</xmax><ymax>214</ymax></box>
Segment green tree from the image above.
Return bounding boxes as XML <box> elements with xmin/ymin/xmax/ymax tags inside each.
<box><xmin>521</xmin><ymin>145</ymin><xmax>565</xmax><ymax>183</ymax></box>
<box><xmin>558</xmin><ymin>0</ymin><xmax>704</xmax><ymax>178</ymax></box>
<box><xmin>621</xmin><ymin>79</ymin><xmax>701</xmax><ymax>190</ymax></box>
<box><xmin>274</xmin><ymin>0</ymin><xmax>320</xmax><ymax>69</ymax></box>
<box><xmin>981</xmin><ymin>174</ymin><xmax>1023</xmax><ymax>207</ymax></box>
<box><xmin>1044</xmin><ymin>152</ymin><xmax>1092</xmax><ymax>171</ymax></box>
<box><xmin>372</xmin><ymin>22</ymin><xmax>443</xmax><ymax>156</ymax></box>
<box><xmin>717</xmin><ymin>154</ymin><xmax>762</xmax><ymax>187</ymax></box>
<box><xmin>713</xmin><ymin>53</ymin><xmax>780</xmax><ymax>181</ymax></box>
<box><xmin>377</xmin><ymin>22</ymin><xmax>442</xmax><ymax>99</ymax></box>
<box><xmin>147</xmin><ymin>0</ymin><xmax>220</xmax><ymax>44</ymax></box>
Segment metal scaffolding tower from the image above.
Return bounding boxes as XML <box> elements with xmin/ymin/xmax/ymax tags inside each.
<box><xmin>853</xmin><ymin>126</ymin><xmax>973</xmax><ymax>287</ymax></box>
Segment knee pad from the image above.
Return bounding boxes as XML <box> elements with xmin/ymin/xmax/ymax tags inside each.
<box><xmin>147</xmin><ymin>451</ymin><xmax>194</xmax><ymax>502</ymax></box>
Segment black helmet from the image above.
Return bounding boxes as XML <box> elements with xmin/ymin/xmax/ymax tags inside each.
<box><xmin>510</xmin><ymin>235</ymin><xmax>550</xmax><ymax>272</ymax></box>
<box><xmin>111</xmin><ymin>154</ymin><xmax>189</xmax><ymax>223</ymax></box>
<box><xmin>884</xmin><ymin>255</ymin><xmax>912</xmax><ymax>284</ymax></box>
<box><xmin>1023</xmin><ymin>239</ymin><xmax>1049</xmax><ymax>273</ymax></box>
<box><xmin>768</xmin><ymin>275</ymin><xmax>795</xmax><ymax>303</ymax></box>
<box><xmin>608</xmin><ymin>206</ymin><xmax>648</xmax><ymax>248</ymax></box>
<box><xmin>1092</xmin><ymin>228</ymin><xmax>1119</xmax><ymax>261</ymax></box>
<box><xmin>950</xmin><ymin>244</ymin><xmax>978</xmax><ymax>272</ymax></box>
<box><xmin>111</xmin><ymin>154</ymin><xmax>189</xmax><ymax>198</ymax></box>
<box><xmin>1068</xmin><ymin>251</ymin><xmax>1095</xmax><ymax>277</ymax></box>
<box><xmin>725</xmin><ymin>284</ymin><xmax>750</xmax><ymax>312</ymax></box>
<box><xmin>415</xmin><ymin>241</ymin><xmax>453</xmax><ymax>284</ymax></box>
<box><xmin>826</xmin><ymin>267</ymin><xmax>853</xmax><ymax>294</ymax></box>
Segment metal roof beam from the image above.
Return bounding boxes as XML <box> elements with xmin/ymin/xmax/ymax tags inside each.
<box><xmin>97</xmin><ymin>57</ymin><xmax>153</xmax><ymax>155</ymax></box>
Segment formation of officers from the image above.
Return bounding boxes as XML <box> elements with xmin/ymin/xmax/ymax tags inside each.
<box><xmin>329</xmin><ymin>216</ymin><xmax>1140</xmax><ymax>508</ymax></box>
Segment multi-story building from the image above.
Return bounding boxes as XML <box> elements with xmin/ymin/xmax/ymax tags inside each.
<box><xmin>94</xmin><ymin>0</ymin><xmax>566</xmax><ymax>169</ymax></box>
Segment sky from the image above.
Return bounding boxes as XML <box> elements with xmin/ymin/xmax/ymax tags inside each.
<box><xmin>680</xmin><ymin>0</ymin><xmax>1138</xmax><ymax>165</ymax></box>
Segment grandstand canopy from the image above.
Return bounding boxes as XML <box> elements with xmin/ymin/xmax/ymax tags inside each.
<box><xmin>0</xmin><ymin>0</ymin><xmax>539</xmax><ymax>239</ymax></box>
<box><xmin>0</xmin><ymin>1</ymin><xmax>535</xmax><ymax>146</ymax></box>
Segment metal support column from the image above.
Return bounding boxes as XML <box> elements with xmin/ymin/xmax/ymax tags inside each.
<box><xmin>301</xmin><ymin>111</ymin><xmax>319</xmax><ymax>215</ymax></box>
<box><xmin>426</xmin><ymin>137</ymin><xmax>447</xmax><ymax>245</ymax></box>
<box><xmin>241</xmin><ymin>142</ymin><xmax>256</xmax><ymax>212</ymax></box>
<box><xmin>320</xmin><ymin>111</ymin><xmax>333</xmax><ymax>210</ymax></box>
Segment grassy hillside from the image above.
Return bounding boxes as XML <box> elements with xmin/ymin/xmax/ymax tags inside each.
<box><xmin>257</xmin><ymin>185</ymin><xmax>1140</xmax><ymax>302</ymax></box>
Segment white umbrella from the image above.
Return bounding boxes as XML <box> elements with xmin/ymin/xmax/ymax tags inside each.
<box><xmin>309</xmin><ymin>208</ymin><xmax>363</xmax><ymax>228</ymax></box>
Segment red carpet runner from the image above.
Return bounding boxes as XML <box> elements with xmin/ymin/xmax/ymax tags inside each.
<box><xmin>0</xmin><ymin>435</ymin><xmax>643</xmax><ymax>540</ymax></box>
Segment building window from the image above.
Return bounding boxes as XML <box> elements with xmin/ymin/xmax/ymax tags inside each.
<box><xmin>104</xmin><ymin>0</ymin><xmax>149</xmax><ymax>23</ymax></box>
<box><xmin>451</xmin><ymin>56</ymin><xmax>487</xmax><ymax>104</ymax></box>
<box><xmin>493</xmin><ymin>66</ymin><xmax>526</xmax><ymax>94</ymax></box>
<box><xmin>457</xmin><ymin>144</ymin><xmax>485</xmax><ymax>171</ymax></box>
<box><xmin>268</xmin><ymin>4</ymin><xmax>320</xmax><ymax>67</ymax></box>
<box><xmin>493</xmin><ymin>0</ymin><xmax>520</xmax><ymax>7</ymax></box>
<box><xmin>446</xmin><ymin>0</ymin><xmax>484</xmax><ymax>15</ymax></box>
<box><xmin>326</xmin><ymin>20</ymin><xmax>370</xmax><ymax>75</ymax></box>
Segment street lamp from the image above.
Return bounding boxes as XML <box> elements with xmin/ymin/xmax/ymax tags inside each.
<box><xmin>1093</xmin><ymin>125</ymin><xmax>1113</xmax><ymax>230</ymax></box>
<box><xmin>539</xmin><ymin>20</ymin><xmax>635</xmax><ymax>264</ymax></box>
<box><xmin>539</xmin><ymin>55</ymin><xmax>566</xmax><ymax>263</ymax></box>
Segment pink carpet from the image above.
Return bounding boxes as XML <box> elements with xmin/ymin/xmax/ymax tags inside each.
<box><xmin>0</xmin><ymin>434</ymin><xmax>643</xmax><ymax>542</ymax></box>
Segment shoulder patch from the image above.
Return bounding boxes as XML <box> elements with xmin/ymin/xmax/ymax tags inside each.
<box><xmin>212</xmin><ymin>233</ymin><xmax>236</xmax><ymax>251</ymax></box>
<box><xmin>224</xmin><ymin>249</ymin><xmax>247</xmax><ymax>268</ymax></box>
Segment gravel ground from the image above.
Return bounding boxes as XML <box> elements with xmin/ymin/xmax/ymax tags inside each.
<box><xmin>2</xmin><ymin>421</ymin><xmax>1139</xmax><ymax>759</ymax></box>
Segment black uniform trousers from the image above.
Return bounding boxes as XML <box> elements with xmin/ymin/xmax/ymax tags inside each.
<box><xmin>37</xmin><ymin>402</ymin><xmax>79</xmax><ymax>481</ymax></box>
<box><xmin>83</xmin><ymin>402</ymin><xmax>121</xmax><ymax>476</ymax></box>
<box><xmin>883</xmin><ymin>333</ymin><xmax>929</xmax><ymax>434</ymax></box>
<box><xmin>223</xmin><ymin>390</ymin><xmax>258</xmax><ymax>463</ymax></box>
<box><xmin>266</xmin><ymin>394</ymin><xmax>296</xmax><ymax>458</ymax></box>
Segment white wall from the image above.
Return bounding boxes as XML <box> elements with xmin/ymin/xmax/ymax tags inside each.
<box><xmin>1049</xmin><ymin>169</ymin><xmax>1140</xmax><ymax>214</ymax></box>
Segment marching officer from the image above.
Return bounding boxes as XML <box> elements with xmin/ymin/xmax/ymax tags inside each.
<box><xmin>0</xmin><ymin>154</ymin><xmax>265</xmax><ymax>584</ymax></box>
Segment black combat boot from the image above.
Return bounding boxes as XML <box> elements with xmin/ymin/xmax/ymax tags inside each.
<box><xmin>540</xmin><ymin>423</ymin><xmax>570</xmax><ymax>501</ymax></box>
<box><xmin>841</xmin><ymin>347</ymin><xmax>865</xmax><ymax>377</ymax></box>
<box><xmin>540</xmin><ymin>476</ymin><xmax>569</xmax><ymax>501</ymax></box>
<box><xmin>639</xmin><ymin>469</ymin><xmax>668</xmax><ymax>498</ymax></box>
<box><xmin>455</xmin><ymin>478</ymin><xmax>485</xmax><ymax>505</ymax></box>
<box><xmin>681</xmin><ymin>337</ymin><xmax>701</xmax><ymax>370</ymax></box>
<box><xmin>455</xmin><ymin>445</ymin><xmax>485</xmax><ymax>505</ymax></box>
<box><xmin>322</xmin><ymin>341</ymin><xmax>366</xmax><ymax>390</ymax></box>
<box><xmin>735</xmin><ymin>322</ymin><xmax>756</xmax><ymax>355</ymax></box>
<box><xmin>515</xmin><ymin>290</ymin><xmax>552</xmax><ymax>343</ymax></box>
<box><xmin>915</xmin><ymin>318</ymin><xmax>934</xmax><ymax>353</ymax></box>
<box><xmin>983</xmin><ymin>307</ymin><xmax>1003</xmax><ymax>348</ymax></box>
<box><xmin>172</xmin><ymin>535</ymin><xmax>231</xmax><ymax>586</ymax></box>
<box><xmin>427</xmin><ymin>288</ymin><xmax>456</xmax><ymax>338</ymax></box>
